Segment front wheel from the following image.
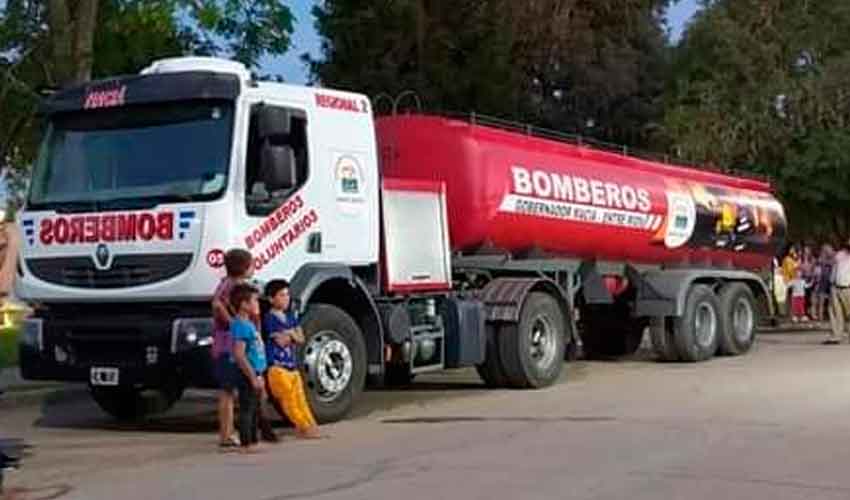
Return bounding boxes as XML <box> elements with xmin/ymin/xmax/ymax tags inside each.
<box><xmin>89</xmin><ymin>384</ymin><xmax>183</xmax><ymax>421</ymax></box>
<box><xmin>300</xmin><ymin>304</ymin><xmax>367</xmax><ymax>423</ymax></box>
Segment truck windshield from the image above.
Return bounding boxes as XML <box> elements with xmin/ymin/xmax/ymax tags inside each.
<box><xmin>28</xmin><ymin>100</ymin><xmax>234</xmax><ymax>212</ymax></box>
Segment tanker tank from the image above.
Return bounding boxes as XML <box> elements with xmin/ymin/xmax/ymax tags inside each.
<box><xmin>377</xmin><ymin>114</ymin><xmax>786</xmax><ymax>270</ymax></box>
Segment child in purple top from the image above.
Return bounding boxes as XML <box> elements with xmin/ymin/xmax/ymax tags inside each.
<box><xmin>211</xmin><ymin>248</ymin><xmax>253</xmax><ymax>450</ymax></box>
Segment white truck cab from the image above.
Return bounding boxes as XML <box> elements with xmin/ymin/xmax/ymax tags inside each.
<box><xmin>17</xmin><ymin>57</ymin><xmax>398</xmax><ymax>422</ymax></box>
<box><xmin>19</xmin><ymin>57</ymin><xmax>379</xmax><ymax>303</ymax></box>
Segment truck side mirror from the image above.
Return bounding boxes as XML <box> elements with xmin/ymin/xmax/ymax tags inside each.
<box><xmin>256</xmin><ymin>106</ymin><xmax>291</xmax><ymax>140</ymax></box>
<box><xmin>259</xmin><ymin>143</ymin><xmax>296</xmax><ymax>192</ymax></box>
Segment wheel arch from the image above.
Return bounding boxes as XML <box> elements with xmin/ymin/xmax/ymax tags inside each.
<box><xmin>479</xmin><ymin>277</ymin><xmax>576</xmax><ymax>343</ymax></box>
<box><xmin>290</xmin><ymin>264</ymin><xmax>384</xmax><ymax>375</ymax></box>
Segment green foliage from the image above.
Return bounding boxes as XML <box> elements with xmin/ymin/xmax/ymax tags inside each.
<box><xmin>664</xmin><ymin>0</ymin><xmax>850</xmax><ymax>240</ymax></box>
<box><xmin>93</xmin><ymin>1</ymin><xmax>188</xmax><ymax>78</ymax></box>
<box><xmin>0</xmin><ymin>0</ymin><xmax>295</xmax><ymax>210</ymax></box>
<box><xmin>309</xmin><ymin>0</ymin><xmax>671</xmax><ymax>147</ymax></box>
<box><xmin>183</xmin><ymin>0</ymin><xmax>294</xmax><ymax>69</ymax></box>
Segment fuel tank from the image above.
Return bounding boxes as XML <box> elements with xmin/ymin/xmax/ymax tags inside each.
<box><xmin>376</xmin><ymin>114</ymin><xmax>786</xmax><ymax>270</ymax></box>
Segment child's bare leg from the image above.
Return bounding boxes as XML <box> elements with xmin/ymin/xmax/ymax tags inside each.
<box><xmin>218</xmin><ymin>390</ymin><xmax>235</xmax><ymax>443</ymax></box>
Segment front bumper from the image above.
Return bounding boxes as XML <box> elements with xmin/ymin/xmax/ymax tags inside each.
<box><xmin>19</xmin><ymin>302</ymin><xmax>217</xmax><ymax>389</ymax></box>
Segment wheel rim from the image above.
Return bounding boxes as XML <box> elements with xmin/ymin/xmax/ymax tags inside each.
<box><xmin>529</xmin><ymin>314</ymin><xmax>558</xmax><ymax>371</ymax></box>
<box><xmin>303</xmin><ymin>331</ymin><xmax>353</xmax><ymax>403</ymax></box>
<box><xmin>732</xmin><ymin>297</ymin><xmax>754</xmax><ymax>343</ymax></box>
<box><xmin>694</xmin><ymin>302</ymin><xmax>717</xmax><ymax>348</ymax></box>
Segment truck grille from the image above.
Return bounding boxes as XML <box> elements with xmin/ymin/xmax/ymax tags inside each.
<box><xmin>26</xmin><ymin>254</ymin><xmax>193</xmax><ymax>289</ymax></box>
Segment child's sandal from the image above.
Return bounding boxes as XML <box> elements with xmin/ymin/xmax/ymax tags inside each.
<box><xmin>218</xmin><ymin>436</ymin><xmax>241</xmax><ymax>452</ymax></box>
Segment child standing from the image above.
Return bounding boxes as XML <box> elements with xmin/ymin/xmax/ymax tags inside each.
<box><xmin>263</xmin><ymin>280</ymin><xmax>321</xmax><ymax>439</ymax></box>
<box><xmin>211</xmin><ymin>248</ymin><xmax>253</xmax><ymax>450</ymax></box>
<box><xmin>229</xmin><ymin>284</ymin><xmax>268</xmax><ymax>453</ymax></box>
<box><xmin>789</xmin><ymin>269</ymin><xmax>809</xmax><ymax>323</ymax></box>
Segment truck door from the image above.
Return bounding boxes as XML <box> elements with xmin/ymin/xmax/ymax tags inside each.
<box><xmin>241</xmin><ymin>100</ymin><xmax>321</xmax><ymax>280</ymax></box>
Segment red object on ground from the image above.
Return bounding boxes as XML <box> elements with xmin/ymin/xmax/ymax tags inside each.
<box><xmin>377</xmin><ymin>114</ymin><xmax>786</xmax><ymax>270</ymax></box>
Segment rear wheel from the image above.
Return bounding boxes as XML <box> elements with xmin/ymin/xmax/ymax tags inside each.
<box><xmin>300</xmin><ymin>304</ymin><xmax>367</xmax><ymax>423</ymax></box>
<box><xmin>89</xmin><ymin>383</ymin><xmax>183</xmax><ymax>421</ymax></box>
<box><xmin>498</xmin><ymin>292</ymin><xmax>566</xmax><ymax>388</ymax></box>
<box><xmin>717</xmin><ymin>283</ymin><xmax>757</xmax><ymax>356</ymax></box>
<box><xmin>673</xmin><ymin>285</ymin><xmax>720</xmax><ymax>362</ymax></box>
<box><xmin>476</xmin><ymin>324</ymin><xmax>510</xmax><ymax>387</ymax></box>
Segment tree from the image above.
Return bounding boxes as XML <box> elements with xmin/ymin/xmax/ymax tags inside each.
<box><xmin>664</xmin><ymin>0</ymin><xmax>850</xmax><ymax>240</ymax></box>
<box><xmin>47</xmin><ymin>0</ymin><xmax>100</xmax><ymax>86</ymax></box>
<box><xmin>308</xmin><ymin>0</ymin><xmax>671</xmax><ymax>147</ymax></box>
<box><xmin>0</xmin><ymin>0</ymin><xmax>295</xmax><ymax>210</ymax></box>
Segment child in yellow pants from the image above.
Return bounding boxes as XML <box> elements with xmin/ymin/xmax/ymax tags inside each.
<box><xmin>267</xmin><ymin>365</ymin><xmax>317</xmax><ymax>432</ymax></box>
<box><xmin>263</xmin><ymin>280</ymin><xmax>321</xmax><ymax>438</ymax></box>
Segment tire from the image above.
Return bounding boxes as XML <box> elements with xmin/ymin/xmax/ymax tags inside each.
<box><xmin>300</xmin><ymin>304</ymin><xmax>367</xmax><ymax>424</ymax></box>
<box><xmin>717</xmin><ymin>283</ymin><xmax>758</xmax><ymax>356</ymax></box>
<box><xmin>89</xmin><ymin>384</ymin><xmax>183</xmax><ymax>421</ymax></box>
<box><xmin>649</xmin><ymin>316</ymin><xmax>679</xmax><ymax>362</ymax></box>
<box><xmin>475</xmin><ymin>324</ymin><xmax>510</xmax><ymax>387</ymax></box>
<box><xmin>673</xmin><ymin>285</ymin><xmax>721</xmax><ymax>362</ymax></box>
<box><xmin>498</xmin><ymin>292</ymin><xmax>566</xmax><ymax>388</ymax></box>
<box><xmin>581</xmin><ymin>306</ymin><xmax>645</xmax><ymax>358</ymax></box>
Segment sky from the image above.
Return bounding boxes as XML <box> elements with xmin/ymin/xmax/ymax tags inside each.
<box><xmin>263</xmin><ymin>0</ymin><xmax>702</xmax><ymax>85</ymax></box>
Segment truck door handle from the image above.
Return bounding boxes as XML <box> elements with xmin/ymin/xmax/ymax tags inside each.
<box><xmin>308</xmin><ymin>232</ymin><xmax>322</xmax><ymax>254</ymax></box>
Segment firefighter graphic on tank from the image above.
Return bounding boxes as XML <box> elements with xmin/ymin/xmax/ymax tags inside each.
<box><xmin>686</xmin><ymin>183</ymin><xmax>782</xmax><ymax>253</ymax></box>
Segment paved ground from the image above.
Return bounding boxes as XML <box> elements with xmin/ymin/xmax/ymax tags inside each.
<box><xmin>4</xmin><ymin>330</ymin><xmax>850</xmax><ymax>500</ymax></box>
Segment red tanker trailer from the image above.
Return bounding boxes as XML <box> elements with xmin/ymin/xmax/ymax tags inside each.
<box><xmin>376</xmin><ymin>113</ymin><xmax>784</xmax><ymax>369</ymax></box>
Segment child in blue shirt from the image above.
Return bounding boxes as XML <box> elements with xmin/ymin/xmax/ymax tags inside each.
<box><xmin>229</xmin><ymin>284</ymin><xmax>267</xmax><ymax>452</ymax></box>
<box><xmin>263</xmin><ymin>280</ymin><xmax>320</xmax><ymax>439</ymax></box>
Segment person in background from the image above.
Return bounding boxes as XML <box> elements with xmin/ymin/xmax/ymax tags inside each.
<box><xmin>825</xmin><ymin>240</ymin><xmax>850</xmax><ymax>344</ymax></box>
<box><xmin>773</xmin><ymin>256</ymin><xmax>788</xmax><ymax>318</ymax></box>
<box><xmin>788</xmin><ymin>268</ymin><xmax>808</xmax><ymax>323</ymax></box>
<box><xmin>229</xmin><ymin>284</ymin><xmax>268</xmax><ymax>453</ymax></box>
<box><xmin>211</xmin><ymin>249</ymin><xmax>253</xmax><ymax>451</ymax></box>
<box><xmin>782</xmin><ymin>245</ymin><xmax>800</xmax><ymax>318</ymax></box>
<box><xmin>263</xmin><ymin>280</ymin><xmax>322</xmax><ymax>439</ymax></box>
<box><xmin>812</xmin><ymin>243</ymin><xmax>834</xmax><ymax>321</ymax></box>
<box><xmin>800</xmin><ymin>245</ymin><xmax>816</xmax><ymax>317</ymax></box>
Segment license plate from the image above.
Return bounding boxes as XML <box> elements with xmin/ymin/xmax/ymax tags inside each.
<box><xmin>90</xmin><ymin>367</ymin><xmax>119</xmax><ymax>386</ymax></box>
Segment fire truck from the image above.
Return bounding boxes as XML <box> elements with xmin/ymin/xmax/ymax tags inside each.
<box><xmin>17</xmin><ymin>58</ymin><xmax>786</xmax><ymax>422</ymax></box>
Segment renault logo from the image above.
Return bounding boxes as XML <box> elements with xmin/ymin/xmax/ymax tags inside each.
<box><xmin>94</xmin><ymin>244</ymin><xmax>112</xmax><ymax>270</ymax></box>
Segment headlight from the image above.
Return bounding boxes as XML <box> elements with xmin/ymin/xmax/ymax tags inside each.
<box><xmin>20</xmin><ymin>318</ymin><xmax>43</xmax><ymax>350</ymax></box>
<box><xmin>171</xmin><ymin>318</ymin><xmax>214</xmax><ymax>354</ymax></box>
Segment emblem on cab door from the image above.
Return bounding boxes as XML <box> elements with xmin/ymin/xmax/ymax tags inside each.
<box><xmin>334</xmin><ymin>154</ymin><xmax>366</xmax><ymax>216</ymax></box>
<box><xmin>93</xmin><ymin>243</ymin><xmax>113</xmax><ymax>270</ymax></box>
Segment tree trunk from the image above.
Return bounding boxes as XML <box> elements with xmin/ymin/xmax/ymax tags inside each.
<box><xmin>72</xmin><ymin>0</ymin><xmax>99</xmax><ymax>84</ymax></box>
<box><xmin>47</xmin><ymin>0</ymin><xmax>100</xmax><ymax>87</ymax></box>
<box><xmin>47</xmin><ymin>0</ymin><xmax>73</xmax><ymax>86</ymax></box>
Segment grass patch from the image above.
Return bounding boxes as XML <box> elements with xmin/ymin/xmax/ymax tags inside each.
<box><xmin>0</xmin><ymin>326</ymin><xmax>20</xmax><ymax>368</ymax></box>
